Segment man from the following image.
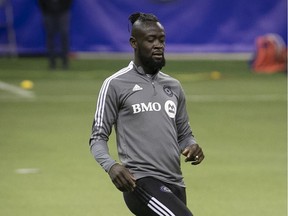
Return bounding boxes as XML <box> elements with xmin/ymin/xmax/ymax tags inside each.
<box><xmin>89</xmin><ymin>12</ymin><xmax>204</xmax><ymax>216</ymax></box>
<box><xmin>38</xmin><ymin>0</ymin><xmax>73</xmax><ymax>70</ymax></box>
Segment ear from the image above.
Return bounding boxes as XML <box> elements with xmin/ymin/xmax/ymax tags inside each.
<box><xmin>129</xmin><ymin>37</ymin><xmax>137</xmax><ymax>49</ymax></box>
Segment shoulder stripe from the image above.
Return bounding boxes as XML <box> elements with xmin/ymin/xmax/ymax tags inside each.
<box><xmin>94</xmin><ymin>62</ymin><xmax>133</xmax><ymax>130</ymax></box>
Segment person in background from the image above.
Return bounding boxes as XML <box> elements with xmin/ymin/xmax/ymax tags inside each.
<box><xmin>89</xmin><ymin>12</ymin><xmax>205</xmax><ymax>216</ymax></box>
<box><xmin>38</xmin><ymin>0</ymin><xmax>73</xmax><ymax>70</ymax></box>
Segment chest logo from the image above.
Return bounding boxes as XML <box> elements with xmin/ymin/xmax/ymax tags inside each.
<box><xmin>165</xmin><ymin>100</ymin><xmax>176</xmax><ymax>118</ymax></box>
<box><xmin>132</xmin><ymin>84</ymin><xmax>143</xmax><ymax>92</ymax></box>
<box><xmin>132</xmin><ymin>102</ymin><xmax>161</xmax><ymax>114</ymax></box>
<box><xmin>163</xmin><ymin>85</ymin><xmax>173</xmax><ymax>97</ymax></box>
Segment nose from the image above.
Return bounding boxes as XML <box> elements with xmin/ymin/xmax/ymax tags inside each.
<box><xmin>154</xmin><ymin>40</ymin><xmax>165</xmax><ymax>49</ymax></box>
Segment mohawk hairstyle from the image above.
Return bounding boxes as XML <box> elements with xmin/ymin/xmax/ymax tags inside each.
<box><xmin>128</xmin><ymin>12</ymin><xmax>159</xmax><ymax>25</ymax></box>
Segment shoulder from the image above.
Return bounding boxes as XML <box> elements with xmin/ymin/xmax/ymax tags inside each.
<box><xmin>159</xmin><ymin>71</ymin><xmax>180</xmax><ymax>82</ymax></box>
<box><xmin>103</xmin><ymin>62</ymin><xmax>134</xmax><ymax>86</ymax></box>
<box><xmin>99</xmin><ymin>62</ymin><xmax>137</xmax><ymax>97</ymax></box>
<box><xmin>158</xmin><ymin>71</ymin><xmax>182</xmax><ymax>87</ymax></box>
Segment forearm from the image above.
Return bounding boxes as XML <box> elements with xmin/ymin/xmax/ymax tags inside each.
<box><xmin>90</xmin><ymin>139</ymin><xmax>117</xmax><ymax>172</ymax></box>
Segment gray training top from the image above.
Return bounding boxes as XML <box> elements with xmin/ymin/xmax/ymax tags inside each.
<box><xmin>89</xmin><ymin>61</ymin><xmax>197</xmax><ymax>187</ymax></box>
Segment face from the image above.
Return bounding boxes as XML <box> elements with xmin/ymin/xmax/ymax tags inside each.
<box><xmin>131</xmin><ymin>21</ymin><xmax>166</xmax><ymax>73</ymax></box>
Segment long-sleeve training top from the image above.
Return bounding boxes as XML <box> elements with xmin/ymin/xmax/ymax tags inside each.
<box><xmin>89</xmin><ymin>61</ymin><xmax>197</xmax><ymax>187</ymax></box>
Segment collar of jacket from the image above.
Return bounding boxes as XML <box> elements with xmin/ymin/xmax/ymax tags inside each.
<box><xmin>131</xmin><ymin>61</ymin><xmax>159</xmax><ymax>79</ymax></box>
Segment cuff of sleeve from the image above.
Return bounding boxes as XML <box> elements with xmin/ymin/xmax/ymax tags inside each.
<box><xmin>179</xmin><ymin>136</ymin><xmax>197</xmax><ymax>152</ymax></box>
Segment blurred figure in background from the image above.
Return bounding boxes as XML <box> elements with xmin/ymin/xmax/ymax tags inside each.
<box><xmin>38</xmin><ymin>0</ymin><xmax>73</xmax><ymax>70</ymax></box>
<box><xmin>250</xmin><ymin>33</ymin><xmax>287</xmax><ymax>74</ymax></box>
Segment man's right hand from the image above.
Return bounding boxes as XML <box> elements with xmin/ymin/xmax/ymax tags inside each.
<box><xmin>108</xmin><ymin>163</ymin><xmax>136</xmax><ymax>192</ymax></box>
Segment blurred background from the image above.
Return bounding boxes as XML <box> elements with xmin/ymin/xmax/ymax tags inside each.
<box><xmin>0</xmin><ymin>0</ymin><xmax>286</xmax><ymax>56</ymax></box>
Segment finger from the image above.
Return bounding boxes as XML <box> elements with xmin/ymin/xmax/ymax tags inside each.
<box><xmin>184</xmin><ymin>148</ymin><xmax>199</xmax><ymax>162</ymax></box>
<box><xmin>117</xmin><ymin>176</ymin><xmax>132</xmax><ymax>192</ymax></box>
<box><xmin>183</xmin><ymin>145</ymin><xmax>196</xmax><ymax>160</ymax></box>
<box><xmin>125</xmin><ymin>174</ymin><xmax>136</xmax><ymax>190</ymax></box>
<box><xmin>114</xmin><ymin>178</ymin><xmax>130</xmax><ymax>192</ymax></box>
<box><xmin>119</xmin><ymin>172</ymin><xmax>136</xmax><ymax>192</ymax></box>
<box><xmin>191</xmin><ymin>154</ymin><xmax>205</xmax><ymax>165</ymax></box>
<box><xmin>112</xmin><ymin>178</ymin><xmax>123</xmax><ymax>191</ymax></box>
<box><xmin>129</xmin><ymin>174</ymin><xmax>137</xmax><ymax>188</ymax></box>
<box><xmin>191</xmin><ymin>146</ymin><xmax>203</xmax><ymax>159</ymax></box>
<box><xmin>110</xmin><ymin>169</ymin><xmax>129</xmax><ymax>192</ymax></box>
<box><xmin>185</xmin><ymin>155</ymin><xmax>198</xmax><ymax>162</ymax></box>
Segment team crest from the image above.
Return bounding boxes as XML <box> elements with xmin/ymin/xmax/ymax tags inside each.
<box><xmin>163</xmin><ymin>85</ymin><xmax>173</xmax><ymax>97</ymax></box>
<box><xmin>160</xmin><ymin>186</ymin><xmax>172</xmax><ymax>193</ymax></box>
<box><xmin>164</xmin><ymin>100</ymin><xmax>176</xmax><ymax>118</ymax></box>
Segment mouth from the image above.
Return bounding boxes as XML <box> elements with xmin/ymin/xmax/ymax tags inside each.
<box><xmin>152</xmin><ymin>52</ymin><xmax>163</xmax><ymax>59</ymax></box>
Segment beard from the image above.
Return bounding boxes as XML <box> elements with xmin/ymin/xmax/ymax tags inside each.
<box><xmin>138</xmin><ymin>50</ymin><xmax>166</xmax><ymax>74</ymax></box>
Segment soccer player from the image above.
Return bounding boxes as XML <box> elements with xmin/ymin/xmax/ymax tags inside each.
<box><xmin>89</xmin><ymin>12</ymin><xmax>205</xmax><ymax>216</ymax></box>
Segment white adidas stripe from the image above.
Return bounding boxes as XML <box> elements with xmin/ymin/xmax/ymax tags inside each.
<box><xmin>134</xmin><ymin>186</ymin><xmax>176</xmax><ymax>216</ymax></box>
<box><xmin>148</xmin><ymin>204</ymin><xmax>166</xmax><ymax>216</ymax></box>
<box><xmin>148</xmin><ymin>197</ymin><xmax>176</xmax><ymax>216</ymax></box>
<box><xmin>94</xmin><ymin>62</ymin><xmax>134</xmax><ymax>129</ymax></box>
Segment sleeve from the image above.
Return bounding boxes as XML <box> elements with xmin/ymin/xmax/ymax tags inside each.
<box><xmin>89</xmin><ymin>78</ymin><xmax>119</xmax><ymax>172</ymax></box>
<box><xmin>176</xmin><ymin>84</ymin><xmax>197</xmax><ymax>152</ymax></box>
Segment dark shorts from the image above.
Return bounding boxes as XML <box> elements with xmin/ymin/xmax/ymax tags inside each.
<box><xmin>123</xmin><ymin>177</ymin><xmax>193</xmax><ymax>216</ymax></box>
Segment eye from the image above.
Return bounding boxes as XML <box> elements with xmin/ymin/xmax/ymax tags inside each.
<box><xmin>147</xmin><ymin>36</ymin><xmax>155</xmax><ymax>43</ymax></box>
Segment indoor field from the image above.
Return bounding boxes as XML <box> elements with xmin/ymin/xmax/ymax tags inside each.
<box><xmin>0</xmin><ymin>57</ymin><xmax>286</xmax><ymax>216</ymax></box>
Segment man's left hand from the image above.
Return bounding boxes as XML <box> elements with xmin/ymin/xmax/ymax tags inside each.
<box><xmin>182</xmin><ymin>144</ymin><xmax>204</xmax><ymax>165</ymax></box>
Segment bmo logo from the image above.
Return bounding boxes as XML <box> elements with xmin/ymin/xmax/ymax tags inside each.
<box><xmin>131</xmin><ymin>100</ymin><xmax>176</xmax><ymax>118</ymax></box>
<box><xmin>132</xmin><ymin>102</ymin><xmax>161</xmax><ymax>114</ymax></box>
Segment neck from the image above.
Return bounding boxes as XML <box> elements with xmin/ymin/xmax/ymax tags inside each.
<box><xmin>133</xmin><ymin>58</ymin><xmax>159</xmax><ymax>75</ymax></box>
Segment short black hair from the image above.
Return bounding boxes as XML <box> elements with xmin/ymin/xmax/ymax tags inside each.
<box><xmin>128</xmin><ymin>12</ymin><xmax>159</xmax><ymax>25</ymax></box>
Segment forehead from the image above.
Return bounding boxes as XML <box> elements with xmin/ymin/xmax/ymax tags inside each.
<box><xmin>133</xmin><ymin>21</ymin><xmax>165</xmax><ymax>37</ymax></box>
<box><xmin>142</xmin><ymin>21</ymin><xmax>164</xmax><ymax>31</ymax></box>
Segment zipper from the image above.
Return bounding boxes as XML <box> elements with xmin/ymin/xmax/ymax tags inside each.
<box><xmin>144</xmin><ymin>73</ymin><xmax>157</xmax><ymax>96</ymax></box>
